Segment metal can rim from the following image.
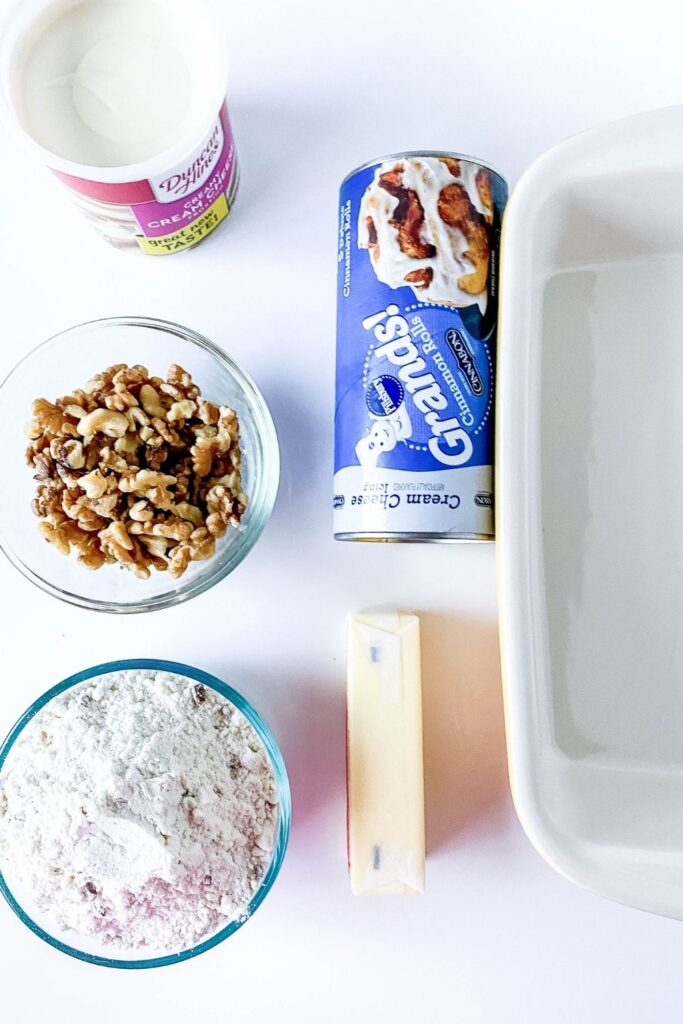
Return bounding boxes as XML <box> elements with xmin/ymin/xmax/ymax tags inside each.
<box><xmin>340</xmin><ymin>150</ymin><xmax>507</xmax><ymax>188</ymax></box>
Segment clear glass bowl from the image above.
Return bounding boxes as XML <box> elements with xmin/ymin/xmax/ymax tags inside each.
<box><xmin>0</xmin><ymin>317</ymin><xmax>279</xmax><ymax>612</ymax></box>
<box><xmin>0</xmin><ymin>658</ymin><xmax>291</xmax><ymax>969</ymax></box>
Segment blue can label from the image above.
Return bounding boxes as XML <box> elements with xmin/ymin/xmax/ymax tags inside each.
<box><xmin>334</xmin><ymin>153</ymin><xmax>507</xmax><ymax>538</ymax></box>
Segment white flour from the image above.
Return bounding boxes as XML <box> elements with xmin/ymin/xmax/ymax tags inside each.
<box><xmin>0</xmin><ymin>669</ymin><xmax>278</xmax><ymax>951</ymax></box>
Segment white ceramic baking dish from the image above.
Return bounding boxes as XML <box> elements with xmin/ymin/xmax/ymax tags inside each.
<box><xmin>497</xmin><ymin>105</ymin><xmax>683</xmax><ymax>917</ymax></box>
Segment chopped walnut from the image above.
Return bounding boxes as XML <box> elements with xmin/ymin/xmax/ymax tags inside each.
<box><xmin>78</xmin><ymin>408</ymin><xmax>129</xmax><ymax>439</ymax></box>
<box><xmin>139</xmin><ymin>384</ymin><xmax>165</xmax><ymax>419</ymax></box>
<box><xmin>149</xmin><ymin>518</ymin><xmax>194</xmax><ymax>541</ymax></box>
<box><xmin>79</xmin><ymin>469</ymin><xmax>108</xmax><ymax>500</ymax></box>
<box><xmin>27</xmin><ymin>363</ymin><xmax>247</xmax><ymax>579</ymax></box>
<box><xmin>129</xmin><ymin>500</ymin><xmax>154</xmax><ymax>523</ymax></box>
<box><xmin>206</xmin><ymin>484</ymin><xmax>244</xmax><ymax>528</ymax></box>
<box><xmin>29</xmin><ymin>398</ymin><xmax>76</xmax><ymax>438</ymax></box>
<box><xmin>173</xmin><ymin>502</ymin><xmax>204</xmax><ymax>527</ymax></box>
<box><xmin>197</xmin><ymin>398</ymin><xmax>220</xmax><ymax>425</ymax></box>
<box><xmin>104</xmin><ymin>389</ymin><xmax>138</xmax><ymax>412</ymax></box>
<box><xmin>114</xmin><ymin>434</ymin><xmax>139</xmax><ymax>457</ymax></box>
<box><xmin>191</xmin><ymin>436</ymin><xmax>216</xmax><ymax>477</ymax></box>
<box><xmin>206</xmin><ymin>512</ymin><xmax>228</xmax><ymax>539</ymax></box>
<box><xmin>49</xmin><ymin>437</ymin><xmax>85</xmax><ymax>470</ymax></box>
<box><xmin>151</xmin><ymin>417</ymin><xmax>183</xmax><ymax>447</ymax></box>
<box><xmin>99</xmin><ymin>447</ymin><xmax>128</xmax><ymax>474</ymax></box>
<box><xmin>168</xmin><ymin>543</ymin><xmax>193</xmax><ymax>578</ymax></box>
<box><xmin>139</xmin><ymin>535</ymin><xmax>170</xmax><ymax>558</ymax></box>
<box><xmin>167</xmin><ymin>399</ymin><xmax>196</xmax><ymax>422</ymax></box>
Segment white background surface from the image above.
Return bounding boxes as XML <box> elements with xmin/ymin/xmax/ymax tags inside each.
<box><xmin>1</xmin><ymin>0</ymin><xmax>682</xmax><ymax>1020</ymax></box>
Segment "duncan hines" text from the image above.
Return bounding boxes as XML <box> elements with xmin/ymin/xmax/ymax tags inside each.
<box><xmin>155</xmin><ymin>123</ymin><xmax>223</xmax><ymax>198</ymax></box>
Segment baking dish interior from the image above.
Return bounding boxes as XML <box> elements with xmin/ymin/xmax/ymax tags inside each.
<box><xmin>498</xmin><ymin>106</ymin><xmax>683</xmax><ymax>917</ymax></box>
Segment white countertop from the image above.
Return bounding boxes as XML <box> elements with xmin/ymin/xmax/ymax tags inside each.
<box><xmin>2</xmin><ymin>0</ymin><xmax>683</xmax><ymax>1019</ymax></box>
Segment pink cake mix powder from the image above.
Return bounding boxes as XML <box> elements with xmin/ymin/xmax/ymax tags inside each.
<box><xmin>0</xmin><ymin>669</ymin><xmax>278</xmax><ymax>951</ymax></box>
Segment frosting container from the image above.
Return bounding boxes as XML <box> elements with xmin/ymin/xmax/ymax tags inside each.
<box><xmin>0</xmin><ymin>0</ymin><xmax>238</xmax><ymax>253</ymax></box>
<box><xmin>334</xmin><ymin>152</ymin><xmax>507</xmax><ymax>542</ymax></box>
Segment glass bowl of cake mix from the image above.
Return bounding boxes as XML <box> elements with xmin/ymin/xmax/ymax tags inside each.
<box><xmin>0</xmin><ymin>317</ymin><xmax>279</xmax><ymax>612</ymax></box>
<box><xmin>0</xmin><ymin>659</ymin><xmax>291</xmax><ymax>969</ymax></box>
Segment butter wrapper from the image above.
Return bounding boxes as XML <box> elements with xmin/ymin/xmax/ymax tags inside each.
<box><xmin>346</xmin><ymin>611</ymin><xmax>425</xmax><ymax>895</ymax></box>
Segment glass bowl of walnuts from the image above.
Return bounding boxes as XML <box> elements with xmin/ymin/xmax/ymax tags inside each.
<box><xmin>0</xmin><ymin>317</ymin><xmax>279</xmax><ymax>612</ymax></box>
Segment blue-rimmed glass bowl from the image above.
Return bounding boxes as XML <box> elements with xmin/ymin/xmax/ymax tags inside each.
<box><xmin>0</xmin><ymin>659</ymin><xmax>291</xmax><ymax>969</ymax></box>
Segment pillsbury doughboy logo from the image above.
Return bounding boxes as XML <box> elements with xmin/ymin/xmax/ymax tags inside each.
<box><xmin>357</xmin><ymin>374</ymin><xmax>411</xmax><ymax>469</ymax></box>
<box><xmin>366</xmin><ymin>375</ymin><xmax>404</xmax><ymax>417</ymax></box>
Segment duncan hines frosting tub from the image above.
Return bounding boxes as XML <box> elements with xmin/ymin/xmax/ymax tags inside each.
<box><xmin>0</xmin><ymin>0</ymin><xmax>238</xmax><ymax>253</ymax></box>
<box><xmin>497</xmin><ymin>105</ymin><xmax>683</xmax><ymax>919</ymax></box>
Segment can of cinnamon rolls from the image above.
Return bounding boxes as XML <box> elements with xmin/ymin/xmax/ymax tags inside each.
<box><xmin>334</xmin><ymin>151</ymin><xmax>507</xmax><ymax>541</ymax></box>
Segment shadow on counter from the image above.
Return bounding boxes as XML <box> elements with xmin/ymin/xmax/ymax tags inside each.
<box><xmin>275</xmin><ymin>676</ymin><xmax>346</xmax><ymax>834</ymax></box>
<box><xmin>420</xmin><ymin>613</ymin><xmax>510</xmax><ymax>854</ymax></box>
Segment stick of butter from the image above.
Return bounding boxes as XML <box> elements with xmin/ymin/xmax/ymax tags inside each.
<box><xmin>346</xmin><ymin>611</ymin><xmax>425</xmax><ymax>895</ymax></box>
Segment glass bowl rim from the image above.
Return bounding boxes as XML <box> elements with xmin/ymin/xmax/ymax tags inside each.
<box><xmin>0</xmin><ymin>657</ymin><xmax>292</xmax><ymax>970</ymax></box>
<box><xmin>0</xmin><ymin>315</ymin><xmax>280</xmax><ymax>614</ymax></box>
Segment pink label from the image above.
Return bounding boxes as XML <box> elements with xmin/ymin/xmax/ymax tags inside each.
<box><xmin>51</xmin><ymin>103</ymin><xmax>236</xmax><ymax>239</ymax></box>
<box><xmin>52</xmin><ymin>169</ymin><xmax>154</xmax><ymax>205</ymax></box>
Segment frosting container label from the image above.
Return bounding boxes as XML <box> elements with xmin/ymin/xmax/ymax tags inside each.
<box><xmin>334</xmin><ymin>153</ymin><xmax>507</xmax><ymax>538</ymax></box>
<box><xmin>51</xmin><ymin>104</ymin><xmax>237</xmax><ymax>254</ymax></box>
